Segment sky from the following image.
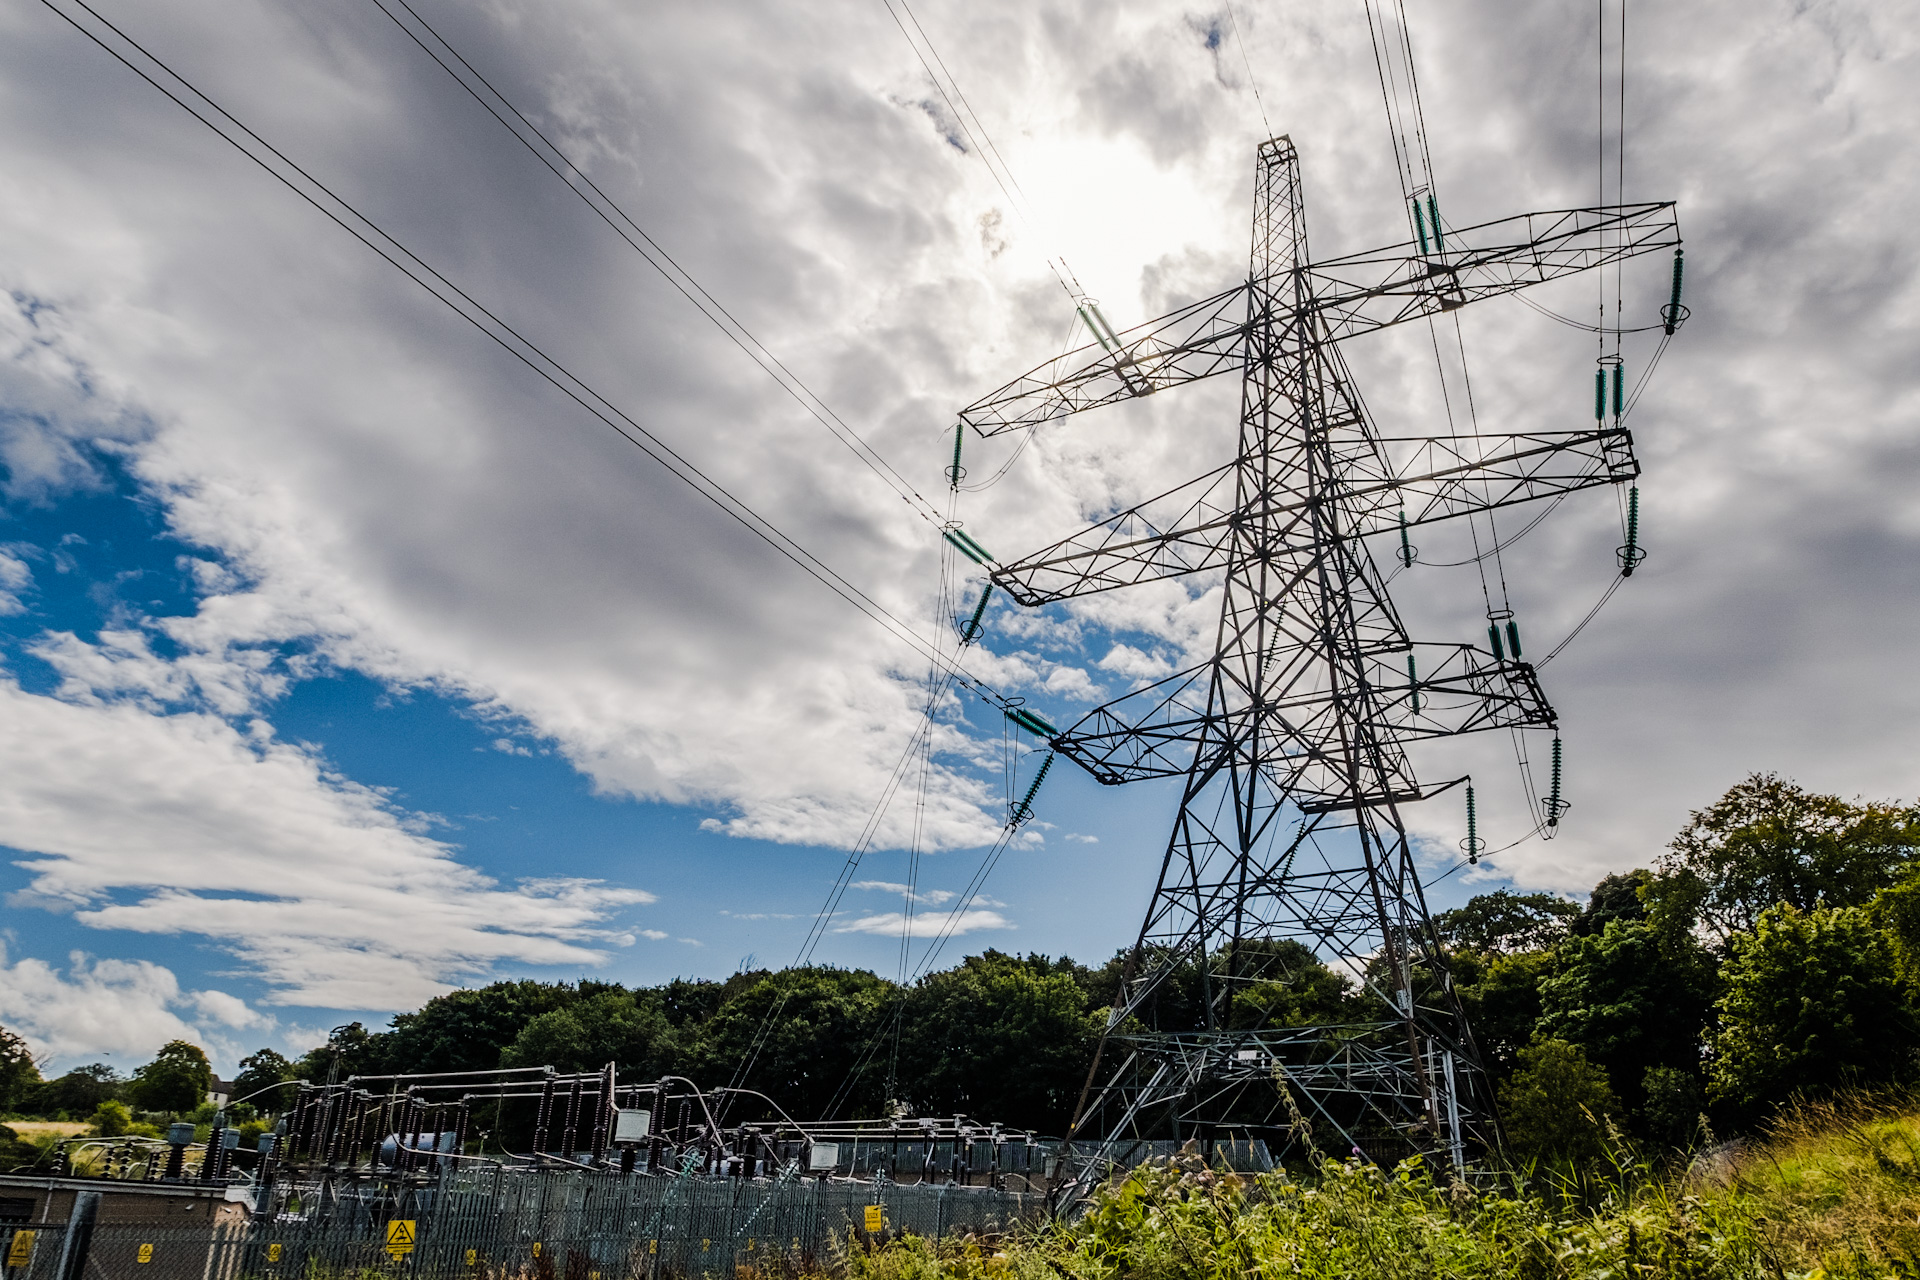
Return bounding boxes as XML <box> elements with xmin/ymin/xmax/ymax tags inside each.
<box><xmin>0</xmin><ymin>0</ymin><xmax>1914</xmax><ymax>1076</ymax></box>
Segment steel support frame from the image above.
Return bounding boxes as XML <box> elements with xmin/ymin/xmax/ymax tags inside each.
<box><xmin>955</xmin><ymin>137</ymin><xmax>1679</xmax><ymax>1185</ymax></box>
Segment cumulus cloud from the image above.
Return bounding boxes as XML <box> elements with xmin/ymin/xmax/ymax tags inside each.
<box><xmin>0</xmin><ymin>946</ymin><xmax>272</xmax><ymax>1070</ymax></box>
<box><xmin>851</xmin><ymin>880</ymin><xmax>957</xmax><ymax>906</ymax></box>
<box><xmin>0</xmin><ymin>0</ymin><xmax>1912</xmax><ymax>1029</ymax></box>
<box><xmin>0</xmin><ymin>678</ymin><xmax>654</xmax><ymax>1009</ymax></box>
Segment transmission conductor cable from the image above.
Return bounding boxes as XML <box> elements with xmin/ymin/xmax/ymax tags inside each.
<box><xmin>40</xmin><ymin>0</ymin><xmax>1016</xmax><ymax>705</ymax></box>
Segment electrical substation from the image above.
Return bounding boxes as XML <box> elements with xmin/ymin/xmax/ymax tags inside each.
<box><xmin>17</xmin><ymin>0</ymin><xmax>1687</xmax><ymax>1272</ymax></box>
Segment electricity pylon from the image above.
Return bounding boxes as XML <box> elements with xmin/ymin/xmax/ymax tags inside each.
<box><xmin>957</xmin><ymin>137</ymin><xmax>1678</xmax><ymax>1176</ymax></box>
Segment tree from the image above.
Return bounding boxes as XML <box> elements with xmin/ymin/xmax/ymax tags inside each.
<box><xmin>1571</xmin><ymin>870</ymin><xmax>1651</xmax><ymax>937</ymax></box>
<box><xmin>1537</xmin><ymin>920</ymin><xmax>1716</xmax><ymax>1110</ymax></box>
<box><xmin>1710</xmin><ymin>902</ymin><xmax>1919</xmax><ymax>1122</ymax></box>
<box><xmin>383</xmin><ymin>981</ymin><xmax>580</xmax><ymax>1076</ymax></box>
<box><xmin>1640</xmin><ymin>1066</ymin><xmax>1704</xmax><ymax>1150</ymax></box>
<box><xmin>0</xmin><ymin>1026</ymin><xmax>40</xmax><ymax>1113</ymax></box>
<box><xmin>232</xmin><ymin>1049</ymin><xmax>296</xmax><ymax>1112</ymax></box>
<box><xmin>687</xmin><ymin>967</ymin><xmax>897</xmax><ymax>1119</ymax></box>
<box><xmin>1648</xmin><ymin>774</ymin><xmax>1920</xmax><ymax>946</ymax></box>
<box><xmin>1439</xmin><ymin>890</ymin><xmax>1581</xmax><ymax>954</ymax></box>
<box><xmin>128</xmin><ymin>1041</ymin><xmax>212</xmax><ymax>1114</ymax></box>
<box><xmin>1457</xmin><ymin>950</ymin><xmax>1557</xmax><ymax>1075</ymax></box>
<box><xmin>294</xmin><ymin>1023</ymin><xmax>388</xmax><ymax>1084</ymax></box>
<box><xmin>1497</xmin><ymin>1038</ymin><xmax>1619</xmax><ymax>1166</ymax></box>
<box><xmin>29</xmin><ymin>1064</ymin><xmax>122</xmax><ymax>1117</ymax></box>
<box><xmin>500</xmin><ymin>991</ymin><xmax>677</xmax><ymax>1078</ymax></box>
<box><xmin>895</xmin><ymin>952</ymin><xmax>1103</xmax><ymax>1131</ymax></box>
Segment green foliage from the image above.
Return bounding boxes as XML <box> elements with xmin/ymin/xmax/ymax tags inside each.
<box><xmin>1440</xmin><ymin>890</ymin><xmax>1581</xmax><ymax>954</ymax></box>
<box><xmin>294</xmin><ymin>1022</ymin><xmax>387</xmax><ymax>1084</ymax></box>
<box><xmin>895</xmin><ymin>951</ymin><xmax>1102</xmax><ymax>1130</ymax></box>
<box><xmin>26</xmin><ymin>1063</ymin><xmax>121</xmax><ymax>1117</ymax></box>
<box><xmin>1873</xmin><ymin>864</ymin><xmax>1920</xmax><ymax>992</ymax></box>
<box><xmin>1497</xmin><ymin>1038</ymin><xmax>1618</xmax><ymax>1166</ymax></box>
<box><xmin>1570</xmin><ymin>870</ymin><xmax>1651</xmax><ymax>936</ymax></box>
<box><xmin>689</xmin><ymin>966</ymin><xmax>898</xmax><ymax>1118</ymax></box>
<box><xmin>1638</xmin><ymin>1065</ymin><xmax>1704</xmax><ymax>1150</ymax></box>
<box><xmin>1456</xmin><ymin>950</ymin><xmax>1556</xmax><ymax>1075</ymax></box>
<box><xmin>500</xmin><ymin>990</ymin><xmax>676</xmax><ymax>1078</ymax></box>
<box><xmin>1537</xmin><ymin>920</ymin><xmax>1716</xmax><ymax>1109</ymax></box>
<box><xmin>1710</xmin><ymin>902</ymin><xmax>1919</xmax><ymax>1122</ymax></box>
<box><xmin>232</xmin><ymin>1049</ymin><xmax>296</xmax><ymax>1111</ymax></box>
<box><xmin>0</xmin><ymin>1025</ymin><xmax>41</xmax><ymax>1113</ymax></box>
<box><xmin>1650</xmin><ymin>772</ymin><xmax>1920</xmax><ymax>946</ymax></box>
<box><xmin>383</xmin><ymin>981</ymin><xmax>579</xmax><ymax>1075</ymax></box>
<box><xmin>89</xmin><ymin>1099</ymin><xmax>133</xmax><ymax>1137</ymax></box>
<box><xmin>128</xmin><ymin>1040</ymin><xmax>212</xmax><ymax>1114</ymax></box>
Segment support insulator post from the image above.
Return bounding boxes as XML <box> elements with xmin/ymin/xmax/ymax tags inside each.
<box><xmin>1406</xmin><ymin>654</ymin><xmax>1419</xmax><ymax>715</ymax></box>
<box><xmin>1412</xmin><ymin>199</ymin><xmax>1429</xmax><ymax>255</ymax></box>
<box><xmin>1487</xmin><ymin>622</ymin><xmax>1505</xmax><ymax>663</ymax></box>
<box><xmin>1397</xmin><ymin>509</ymin><xmax>1414</xmax><ymax>568</ymax></box>
<box><xmin>1427</xmin><ymin>194</ymin><xmax>1443</xmax><ymax>252</ymax></box>
<box><xmin>948</xmin><ymin>424</ymin><xmax>965</xmax><ymax>489</ymax></box>
<box><xmin>1612</xmin><ymin>363</ymin><xmax>1625</xmax><ymax>419</ymax></box>
<box><xmin>1594</xmin><ymin>369</ymin><xmax>1606</xmax><ymax>421</ymax></box>
<box><xmin>1505</xmin><ymin>619</ymin><xmax>1523</xmax><ymax>661</ymax></box>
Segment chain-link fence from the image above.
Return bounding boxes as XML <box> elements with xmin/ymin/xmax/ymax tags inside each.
<box><xmin>3</xmin><ymin>1169</ymin><xmax>1045</xmax><ymax>1280</ymax></box>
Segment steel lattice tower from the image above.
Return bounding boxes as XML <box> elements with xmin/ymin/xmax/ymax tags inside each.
<box><xmin>957</xmin><ymin>138</ymin><xmax>1678</xmax><ymax>1174</ymax></box>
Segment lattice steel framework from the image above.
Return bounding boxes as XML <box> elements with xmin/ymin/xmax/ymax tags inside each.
<box><xmin>956</xmin><ymin>137</ymin><xmax>1679</xmax><ymax>1175</ymax></box>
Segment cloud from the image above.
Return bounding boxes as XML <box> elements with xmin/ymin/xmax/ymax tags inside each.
<box><xmin>851</xmin><ymin>880</ymin><xmax>957</xmax><ymax>905</ymax></box>
<box><xmin>836</xmin><ymin>909</ymin><xmax>1011</xmax><ymax>938</ymax></box>
<box><xmin>0</xmin><ymin>945</ymin><xmax>270</xmax><ymax>1071</ymax></box>
<box><xmin>0</xmin><ymin>0</ymin><xmax>1914</xmax><ymax>990</ymax></box>
<box><xmin>638</xmin><ymin>929</ymin><xmax>669</xmax><ymax>940</ymax></box>
<box><xmin>0</xmin><ymin>678</ymin><xmax>654</xmax><ymax>1009</ymax></box>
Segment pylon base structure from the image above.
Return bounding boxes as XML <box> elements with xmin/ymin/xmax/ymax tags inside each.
<box><xmin>956</xmin><ymin>137</ymin><xmax>1678</xmax><ymax>1185</ymax></box>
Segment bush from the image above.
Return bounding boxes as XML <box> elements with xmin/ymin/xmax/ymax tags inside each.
<box><xmin>1497</xmin><ymin>1038</ymin><xmax>1618</xmax><ymax>1166</ymax></box>
<box><xmin>1711</xmin><ymin>902</ymin><xmax>1918</xmax><ymax>1123</ymax></box>
<box><xmin>89</xmin><ymin>1100</ymin><xmax>133</xmax><ymax>1137</ymax></box>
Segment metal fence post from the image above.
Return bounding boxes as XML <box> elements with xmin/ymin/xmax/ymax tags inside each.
<box><xmin>52</xmin><ymin>1193</ymin><xmax>97</xmax><ymax>1280</ymax></box>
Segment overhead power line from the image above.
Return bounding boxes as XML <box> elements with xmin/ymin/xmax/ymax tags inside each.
<box><xmin>39</xmin><ymin>0</ymin><xmax>1008</xmax><ymax>705</ymax></box>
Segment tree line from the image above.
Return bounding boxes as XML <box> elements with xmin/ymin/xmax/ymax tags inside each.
<box><xmin>7</xmin><ymin>771</ymin><xmax>1920</xmax><ymax>1167</ymax></box>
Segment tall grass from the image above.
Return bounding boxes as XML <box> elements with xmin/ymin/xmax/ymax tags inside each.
<box><xmin>835</xmin><ymin>1095</ymin><xmax>1920</xmax><ymax>1280</ymax></box>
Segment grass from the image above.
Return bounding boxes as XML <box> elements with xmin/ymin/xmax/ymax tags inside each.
<box><xmin>827</xmin><ymin>1095</ymin><xmax>1920</xmax><ymax>1280</ymax></box>
<box><xmin>5</xmin><ymin>1119</ymin><xmax>91</xmax><ymax>1139</ymax></box>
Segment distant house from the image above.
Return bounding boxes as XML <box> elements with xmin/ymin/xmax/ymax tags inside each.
<box><xmin>207</xmin><ymin>1077</ymin><xmax>234</xmax><ymax>1109</ymax></box>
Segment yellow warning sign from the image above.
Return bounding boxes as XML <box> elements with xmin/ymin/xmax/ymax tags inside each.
<box><xmin>137</xmin><ymin>1244</ymin><xmax>155</xmax><ymax>1264</ymax></box>
<box><xmin>268</xmin><ymin>1244</ymin><xmax>283</xmax><ymax>1263</ymax></box>
<box><xmin>864</xmin><ymin>1205</ymin><xmax>884</xmax><ymax>1233</ymax></box>
<box><xmin>385</xmin><ymin>1220</ymin><xmax>417</xmax><ymax>1260</ymax></box>
<box><xmin>531</xmin><ymin>1243</ymin><xmax>542</xmax><ymax>1259</ymax></box>
<box><xmin>464</xmin><ymin>1250</ymin><xmax>477</xmax><ymax>1267</ymax></box>
<box><xmin>7</xmin><ymin>1232</ymin><xmax>35</xmax><ymax>1268</ymax></box>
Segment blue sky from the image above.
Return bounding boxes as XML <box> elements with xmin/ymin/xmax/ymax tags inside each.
<box><xmin>3</xmin><ymin>0</ymin><xmax>1917</xmax><ymax>1076</ymax></box>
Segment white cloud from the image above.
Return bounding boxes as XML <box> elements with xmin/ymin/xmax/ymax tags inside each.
<box><xmin>0</xmin><ymin>678</ymin><xmax>654</xmax><ymax>1010</ymax></box>
<box><xmin>0</xmin><ymin>549</ymin><xmax>30</xmax><ymax>615</ymax></box>
<box><xmin>851</xmin><ymin>880</ymin><xmax>957</xmax><ymax>905</ymax></box>
<box><xmin>0</xmin><ymin>945</ymin><xmax>272</xmax><ymax>1072</ymax></box>
<box><xmin>836</xmin><ymin>909</ymin><xmax>1011</xmax><ymax>938</ymax></box>
<box><xmin>638</xmin><ymin>929</ymin><xmax>669</xmax><ymax>940</ymax></box>
<box><xmin>0</xmin><ymin>0</ymin><xmax>1913</xmax><ymax>985</ymax></box>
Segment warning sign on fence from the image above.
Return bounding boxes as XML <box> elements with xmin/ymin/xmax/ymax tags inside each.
<box><xmin>864</xmin><ymin>1206</ymin><xmax>884</xmax><ymax>1233</ymax></box>
<box><xmin>385</xmin><ymin>1220</ymin><xmax>417</xmax><ymax>1260</ymax></box>
<box><xmin>137</xmin><ymin>1244</ymin><xmax>154</xmax><ymax>1264</ymax></box>
<box><xmin>7</xmin><ymin>1232</ymin><xmax>35</xmax><ymax>1268</ymax></box>
<box><xmin>268</xmin><ymin>1244</ymin><xmax>283</xmax><ymax>1263</ymax></box>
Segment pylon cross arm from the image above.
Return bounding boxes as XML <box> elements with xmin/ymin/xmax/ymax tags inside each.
<box><xmin>1301</xmin><ymin>201</ymin><xmax>1680</xmax><ymax>341</ymax></box>
<box><xmin>955</xmin><ymin>202</ymin><xmax>1677</xmax><ymax>438</ymax></box>
<box><xmin>988</xmin><ymin>425</ymin><xmax>1637</xmax><ymax>606</ymax></box>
